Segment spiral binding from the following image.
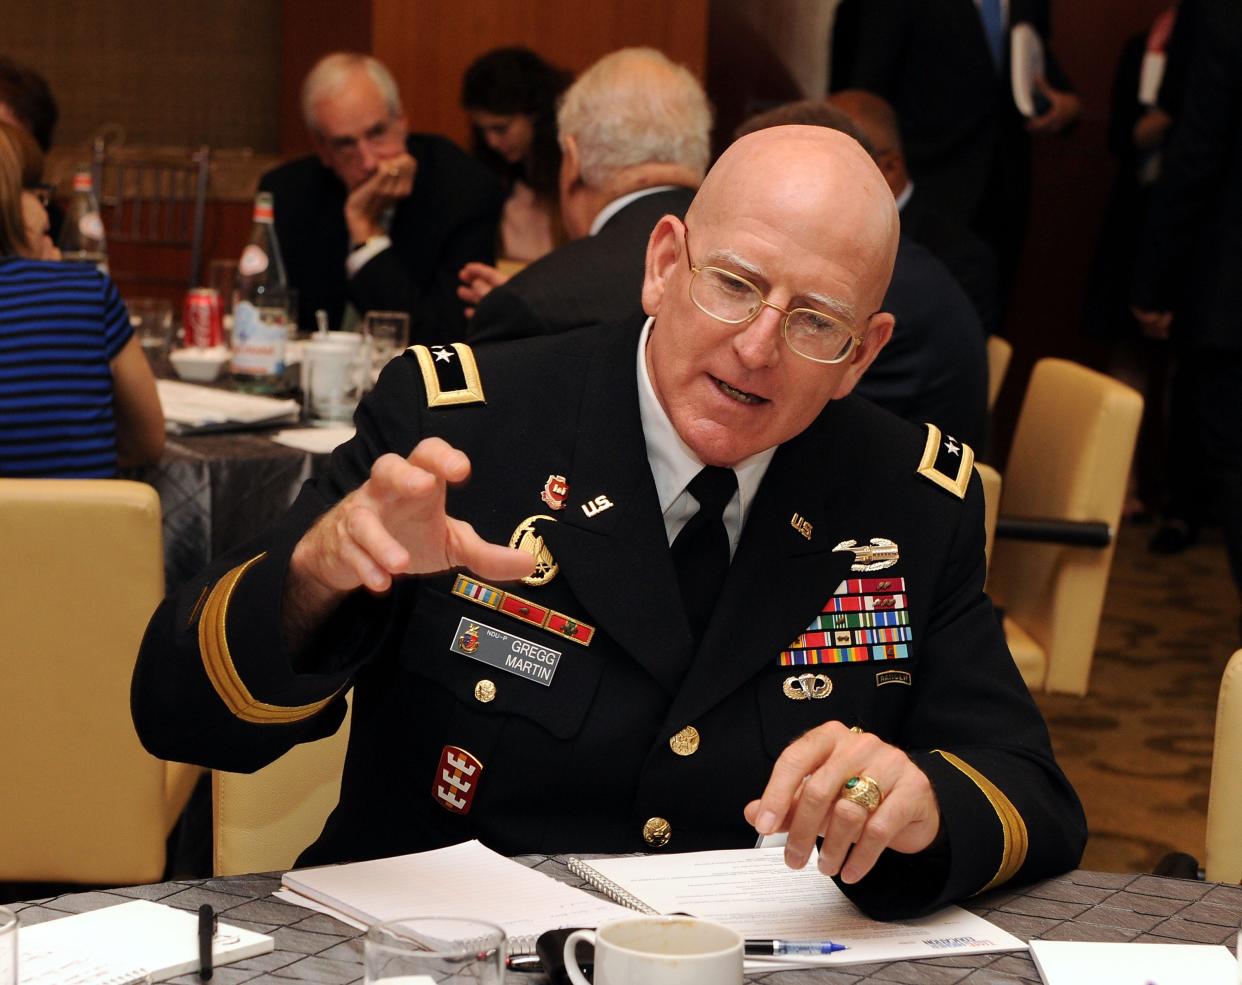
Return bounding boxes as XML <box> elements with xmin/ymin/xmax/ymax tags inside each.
<box><xmin>565</xmin><ymin>857</ymin><xmax>658</xmax><ymax>914</ymax></box>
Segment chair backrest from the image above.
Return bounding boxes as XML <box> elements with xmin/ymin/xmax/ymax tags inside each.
<box><xmin>0</xmin><ymin>478</ymin><xmax>200</xmax><ymax>885</ymax></box>
<box><xmin>212</xmin><ymin>695</ymin><xmax>353</xmax><ymax>876</ymax></box>
<box><xmin>976</xmin><ymin>462</ymin><xmax>1002</xmax><ymax>577</ymax></box>
<box><xmin>92</xmin><ymin>142</ymin><xmax>211</xmax><ymax>290</ymax></box>
<box><xmin>986</xmin><ymin>335</ymin><xmax>1012</xmax><ymax>411</ymax></box>
<box><xmin>987</xmin><ymin>358</ymin><xmax>1143</xmax><ymax>694</ymax></box>
<box><xmin>1206</xmin><ymin>649</ymin><xmax>1242</xmax><ymax>883</ymax></box>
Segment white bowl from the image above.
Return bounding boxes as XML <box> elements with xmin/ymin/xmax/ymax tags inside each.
<box><xmin>170</xmin><ymin>346</ymin><xmax>231</xmax><ymax>383</ymax></box>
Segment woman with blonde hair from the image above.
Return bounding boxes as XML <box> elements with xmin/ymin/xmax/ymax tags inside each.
<box><xmin>0</xmin><ymin>121</ymin><xmax>164</xmax><ymax>476</ymax></box>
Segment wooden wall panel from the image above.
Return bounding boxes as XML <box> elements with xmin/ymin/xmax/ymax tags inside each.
<box><xmin>280</xmin><ymin>0</ymin><xmax>374</xmax><ymax>155</ymax></box>
<box><xmin>371</xmin><ymin>0</ymin><xmax>709</xmax><ymax>150</ymax></box>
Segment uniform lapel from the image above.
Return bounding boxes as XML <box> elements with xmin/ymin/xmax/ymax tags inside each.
<box><xmin>665</xmin><ymin>405</ymin><xmax>857</xmax><ymax>729</ymax></box>
<box><xmin>537</xmin><ymin>321</ymin><xmax>693</xmax><ymax>694</ymax></box>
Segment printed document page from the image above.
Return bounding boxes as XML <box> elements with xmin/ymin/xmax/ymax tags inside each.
<box><xmin>575</xmin><ymin>848</ymin><xmax>1027</xmax><ymax>966</ymax></box>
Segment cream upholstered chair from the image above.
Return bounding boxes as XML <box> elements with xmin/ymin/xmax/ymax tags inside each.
<box><xmin>212</xmin><ymin>695</ymin><xmax>352</xmax><ymax>876</ymax></box>
<box><xmin>986</xmin><ymin>335</ymin><xmax>1013</xmax><ymax>411</ymax></box>
<box><xmin>986</xmin><ymin>359</ymin><xmax>1142</xmax><ymax>695</ymax></box>
<box><xmin>1205</xmin><ymin>649</ymin><xmax>1242</xmax><ymax>883</ymax></box>
<box><xmin>0</xmin><ymin>478</ymin><xmax>201</xmax><ymax>885</ymax></box>
<box><xmin>976</xmin><ymin>462</ymin><xmax>1002</xmax><ymax>576</ymax></box>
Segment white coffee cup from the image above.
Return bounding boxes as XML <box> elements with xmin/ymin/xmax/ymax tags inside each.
<box><xmin>563</xmin><ymin>916</ymin><xmax>743</xmax><ymax>985</ymax></box>
<box><xmin>302</xmin><ymin>333</ymin><xmax>367</xmax><ymax>425</ymax></box>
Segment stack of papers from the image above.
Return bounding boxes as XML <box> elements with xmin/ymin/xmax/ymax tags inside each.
<box><xmin>157</xmin><ymin>379</ymin><xmax>300</xmax><ymax>434</ymax></box>
<box><xmin>1028</xmin><ymin>939</ymin><xmax>1238</xmax><ymax>985</ymax></box>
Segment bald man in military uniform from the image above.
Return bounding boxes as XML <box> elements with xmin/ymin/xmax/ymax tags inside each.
<box><xmin>133</xmin><ymin>126</ymin><xmax>1084</xmax><ymax>920</ymax></box>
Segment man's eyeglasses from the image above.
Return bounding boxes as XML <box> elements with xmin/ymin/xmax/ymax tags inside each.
<box><xmin>323</xmin><ymin>116</ymin><xmax>403</xmax><ymax>162</ymax></box>
<box><xmin>683</xmin><ymin>228</ymin><xmax>863</xmax><ymax>365</ymax></box>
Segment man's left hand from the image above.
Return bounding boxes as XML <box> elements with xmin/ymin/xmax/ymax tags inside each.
<box><xmin>1027</xmin><ymin>76</ymin><xmax>1081</xmax><ymax>134</ymax></box>
<box><xmin>744</xmin><ymin>722</ymin><xmax>941</xmax><ymax>884</ymax></box>
<box><xmin>345</xmin><ymin>151</ymin><xmax>417</xmax><ymax>244</ymax></box>
<box><xmin>456</xmin><ymin>261</ymin><xmax>511</xmax><ymax>316</ymax></box>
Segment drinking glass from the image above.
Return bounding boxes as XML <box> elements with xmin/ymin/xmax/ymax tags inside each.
<box><xmin>0</xmin><ymin>905</ymin><xmax>16</xmax><ymax>985</ymax></box>
<box><xmin>364</xmin><ymin>916</ymin><xmax>505</xmax><ymax>984</ymax></box>
<box><xmin>361</xmin><ymin>310</ymin><xmax>410</xmax><ymax>385</ymax></box>
<box><xmin>127</xmin><ymin>297</ymin><xmax>174</xmax><ymax>373</ymax></box>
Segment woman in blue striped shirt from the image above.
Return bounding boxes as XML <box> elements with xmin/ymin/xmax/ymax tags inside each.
<box><xmin>1</xmin><ymin>122</ymin><xmax>164</xmax><ymax>477</ymax></box>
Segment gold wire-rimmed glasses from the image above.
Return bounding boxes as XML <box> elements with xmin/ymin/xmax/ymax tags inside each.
<box><xmin>683</xmin><ymin>227</ymin><xmax>863</xmax><ymax>364</ymax></box>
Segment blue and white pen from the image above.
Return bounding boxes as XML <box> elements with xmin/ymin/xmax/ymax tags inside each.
<box><xmin>745</xmin><ymin>939</ymin><xmax>848</xmax><ymax>956</ymax></box>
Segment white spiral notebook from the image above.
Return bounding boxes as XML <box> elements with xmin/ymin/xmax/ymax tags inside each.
<box><xmin>280</xmin><ymin>840</ymin><xmax>633</xmax><ymax>952</ymax></box>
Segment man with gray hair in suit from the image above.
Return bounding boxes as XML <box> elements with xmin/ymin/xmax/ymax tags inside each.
<box><xmin>462</xmin><ymin>47</ymin><xmax>711</xmax><ymax>343</ymax></box>
<box><xmin>261</xmin><ymin>52</ymin><xmax>502</xmax><ymax>341</ymax></box>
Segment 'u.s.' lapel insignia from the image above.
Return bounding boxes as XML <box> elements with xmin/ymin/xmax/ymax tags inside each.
<box><xmin>581</xmin><ymin>494</ymin><xmax>614</xmax><ymax>518</ymax></box>
<box><xmin>916</xmin><ymin>423</ymin><xmax>974</xmax><ymax>499</ymax></box>
<box><xmin>833</xmin><ymin>537</ymin><xmax>899</xmax><ymax>571</ymax></box>
<box><xmin>509</xmin><ymin>515</ymin><xmax>559</xmax><ymax>586</ymax></box>
<box><xmin>540</xmin><ymin>474</ymin><xmax>569</xmax><ymax>511</ymax></box>
<box><xmin>433</xmin><ymin>745</ymin><xmax>483</xmax><ymax>814</ymax></box>
<box><xmin>790</xmin><ymin>512</ymin><xmax>813</xmax><ymax>540</ymax></box>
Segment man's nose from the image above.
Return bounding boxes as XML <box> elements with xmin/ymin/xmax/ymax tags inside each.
<box><xmin>732</xmin><ymin>303</ymin><xmax>784</xmax><ymax>368</ymax></box>
<box><xmin>357</xmin><ymin>140</ymin><xmax>379</xmax><ymax>174</ymax></box>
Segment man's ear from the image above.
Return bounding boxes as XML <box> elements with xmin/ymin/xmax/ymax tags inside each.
<box><xmin>559</xmin><ymin>135</ymin><xmax>582</xmax><ymax>197</ymax></box>
<box><xmin>831</xmin><ymin>310</ymin><xmax>894</xmax><ymax>399</ymax></box>
<box><xmin>641</xmin><ymin>215</ymin><xmax>683</xmax><ymax>317</ymax></box>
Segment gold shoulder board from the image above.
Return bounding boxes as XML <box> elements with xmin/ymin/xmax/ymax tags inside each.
<box><xmin>410</xmin><ymin>343</ymin><xmax>486</xmax><ymax>408</ymax></box>
<box><xmin>916</xmin><ymin>423</ymin><xmax>974</xmax><ymax>499</ymax></box>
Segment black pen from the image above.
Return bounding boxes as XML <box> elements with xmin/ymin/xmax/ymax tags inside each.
<box><xmin>197</xmin><ymin>903</ymin><xmax>215</xmax><ymax>981</ymax></box>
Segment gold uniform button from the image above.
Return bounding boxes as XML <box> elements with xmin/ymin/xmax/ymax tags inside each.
<box><xmin>668</xmin><ymin>725</ymin><xmax>700</xmax><ymax>756</ymax></box>
<box><xmin>642</xmin><ymin>816</ymin><xmax>672</xmax><ymax>847</ymax></box>
<box><xmin>473</xmin><ymin>679</ymin><xmax>496</xmax><ymax>703</ymax></box>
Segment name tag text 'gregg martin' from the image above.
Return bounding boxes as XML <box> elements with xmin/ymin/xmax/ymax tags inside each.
<box><xmin>449</xmin><ymin>617</ymin><xmax>562</xmax><ymax>686</ymax></box>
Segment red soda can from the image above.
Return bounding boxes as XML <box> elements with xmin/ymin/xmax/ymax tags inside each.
<box><xmin>183</xmin><ymin>287</ymin><xmax>223</xmax><ymax>348</ymax></box>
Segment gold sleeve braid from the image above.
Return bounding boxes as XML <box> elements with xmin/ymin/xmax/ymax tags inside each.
<box><xmin>933</xmin><ymin>749</ymin><xmax>1029</xmax><ymax>892</ymax></box>
<box><xmin>197</xmin><ymin>553</ymin><xmax>342</xmax><ymax>724</ymax></box>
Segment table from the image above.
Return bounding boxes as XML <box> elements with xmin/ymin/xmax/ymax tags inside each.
<box><xmin>127</xmin><ymin>431</ymin><xmax>326</xmax><ymax>591</ymax></box>
<box><xmin>7</xmin><ymin>864</ymin><xmax>1240</xmax><ymax>984</ymax></box>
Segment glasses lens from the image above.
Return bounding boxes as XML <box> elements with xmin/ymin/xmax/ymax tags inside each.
<box><xmin>690</xmin><ymin>266</ymin><xmax>762</xmax><ymax>323</ymax></box>
<box><xmin>785</xmin><ymin>309</ymin><xmax>855</xmax><ymax>363</ymax></box>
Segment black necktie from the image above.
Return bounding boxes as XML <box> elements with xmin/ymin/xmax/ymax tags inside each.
<box><xmin>671</xmin><ymin>466</ymin><xmax>738</xmax><ymax>647</ymax></box>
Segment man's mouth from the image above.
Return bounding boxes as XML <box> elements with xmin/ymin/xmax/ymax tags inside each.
<box><xmin>712</xmin><ymin>375</ymin><xmax>767</xmax><ymax>405</ymax></box>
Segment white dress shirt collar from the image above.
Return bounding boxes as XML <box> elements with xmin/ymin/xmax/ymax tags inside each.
<box><xmin>589</xmin><ymin>185</ymin><xmax>681</xmax><ymax>237</ymax></box>
<box><xmin>635</xmin><ymin>316</ymin><xmax>777</xmax><ymax>554</ymax></box>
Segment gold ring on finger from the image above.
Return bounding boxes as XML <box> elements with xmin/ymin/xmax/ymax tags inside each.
<box><xmin>840</xmin><ymin>774</ymin><xmax>883</xmax><ymax>813</ymax></box>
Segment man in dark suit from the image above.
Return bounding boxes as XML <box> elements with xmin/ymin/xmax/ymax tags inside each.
<box><xmin>1133</xmin><ymin>0</ymin><xmax>1242</xmax><ymax>608</ymax></box>
<box><xmin>829</xmin><ymin>89</ymin><xmax>999</xmax><ymax>335</ymax></box>
<box><xmin>462</xmin><ymin>48</ymin><xmax>708</xmax><ymax>344</ymax></box>
<box><xmin>832</xmin><ymin>0</ymin><xmax>1079</xmax><ymax>305</ymax></box>
<box><xmin>133</xmin><ymin>126</ymin><xmax>1083</xmax><ymax>920</ymax></box>
<box><xmin>260</xmin><ymin>53</ymin><xmax>502</xmax><ymax>343</ymax></box>
<box><xmin>738</xmin><ymin>100</ymin><xmax>988</xmax><ymax>447</ymax></box>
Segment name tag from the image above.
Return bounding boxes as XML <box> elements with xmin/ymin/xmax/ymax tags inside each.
<box><xmin>449</xmin><ymin>617</ymin><xmax>562</xmax><ymax>687</ymax></box>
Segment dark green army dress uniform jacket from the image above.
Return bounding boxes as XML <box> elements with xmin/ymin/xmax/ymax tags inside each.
<box><xmin>132</xmin><ymin>316</ymin><xmax>1085</xmax><ymax>920</ymax></box>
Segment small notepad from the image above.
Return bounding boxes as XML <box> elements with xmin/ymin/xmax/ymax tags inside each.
<box><xmin>1029</xmin><ymin>939</ymin><xmax>1238</xmax><ymax>985</ymax></box>
<box><xmin>18</xmin><ymin>899</ymin><xmax>273</xmax><ymax>984</ymax></box>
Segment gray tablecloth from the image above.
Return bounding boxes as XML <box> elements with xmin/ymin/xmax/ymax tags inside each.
<box><xmin>128</xmin><ymin>432</ymin><xmax>327</xmax><ymax>592</ymax></box>
<box><xmin>7</xmin><ymin>863</ymin><xmax>1241</xmax><ymax>984</ymax></box>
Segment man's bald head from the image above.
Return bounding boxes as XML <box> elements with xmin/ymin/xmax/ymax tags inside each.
<box><xmin>688</xmin><ymin>124</ymin><xmax>899</xmax><ymax>314</ymax></box>
<box><xmin>640</xmin><ymin>123</ymin><xmax>899</xmax><ymax>466</ymax></box>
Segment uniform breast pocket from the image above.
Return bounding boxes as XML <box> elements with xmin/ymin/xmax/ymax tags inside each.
<box><xmin>401</xmin><ymin>585</ymin><xmax>607</xmax><ymax>739</ymax></box>
<box><xmin>756</xmin><ymin>662</ymin><xmax>909</xmax><ymax>759</ymax></box>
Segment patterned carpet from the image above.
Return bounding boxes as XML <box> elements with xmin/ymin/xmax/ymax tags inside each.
<box><xmin>1033</xmin><ymin>521</ymin><xmax>1240</xmax><ymax>875</ymax></box>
